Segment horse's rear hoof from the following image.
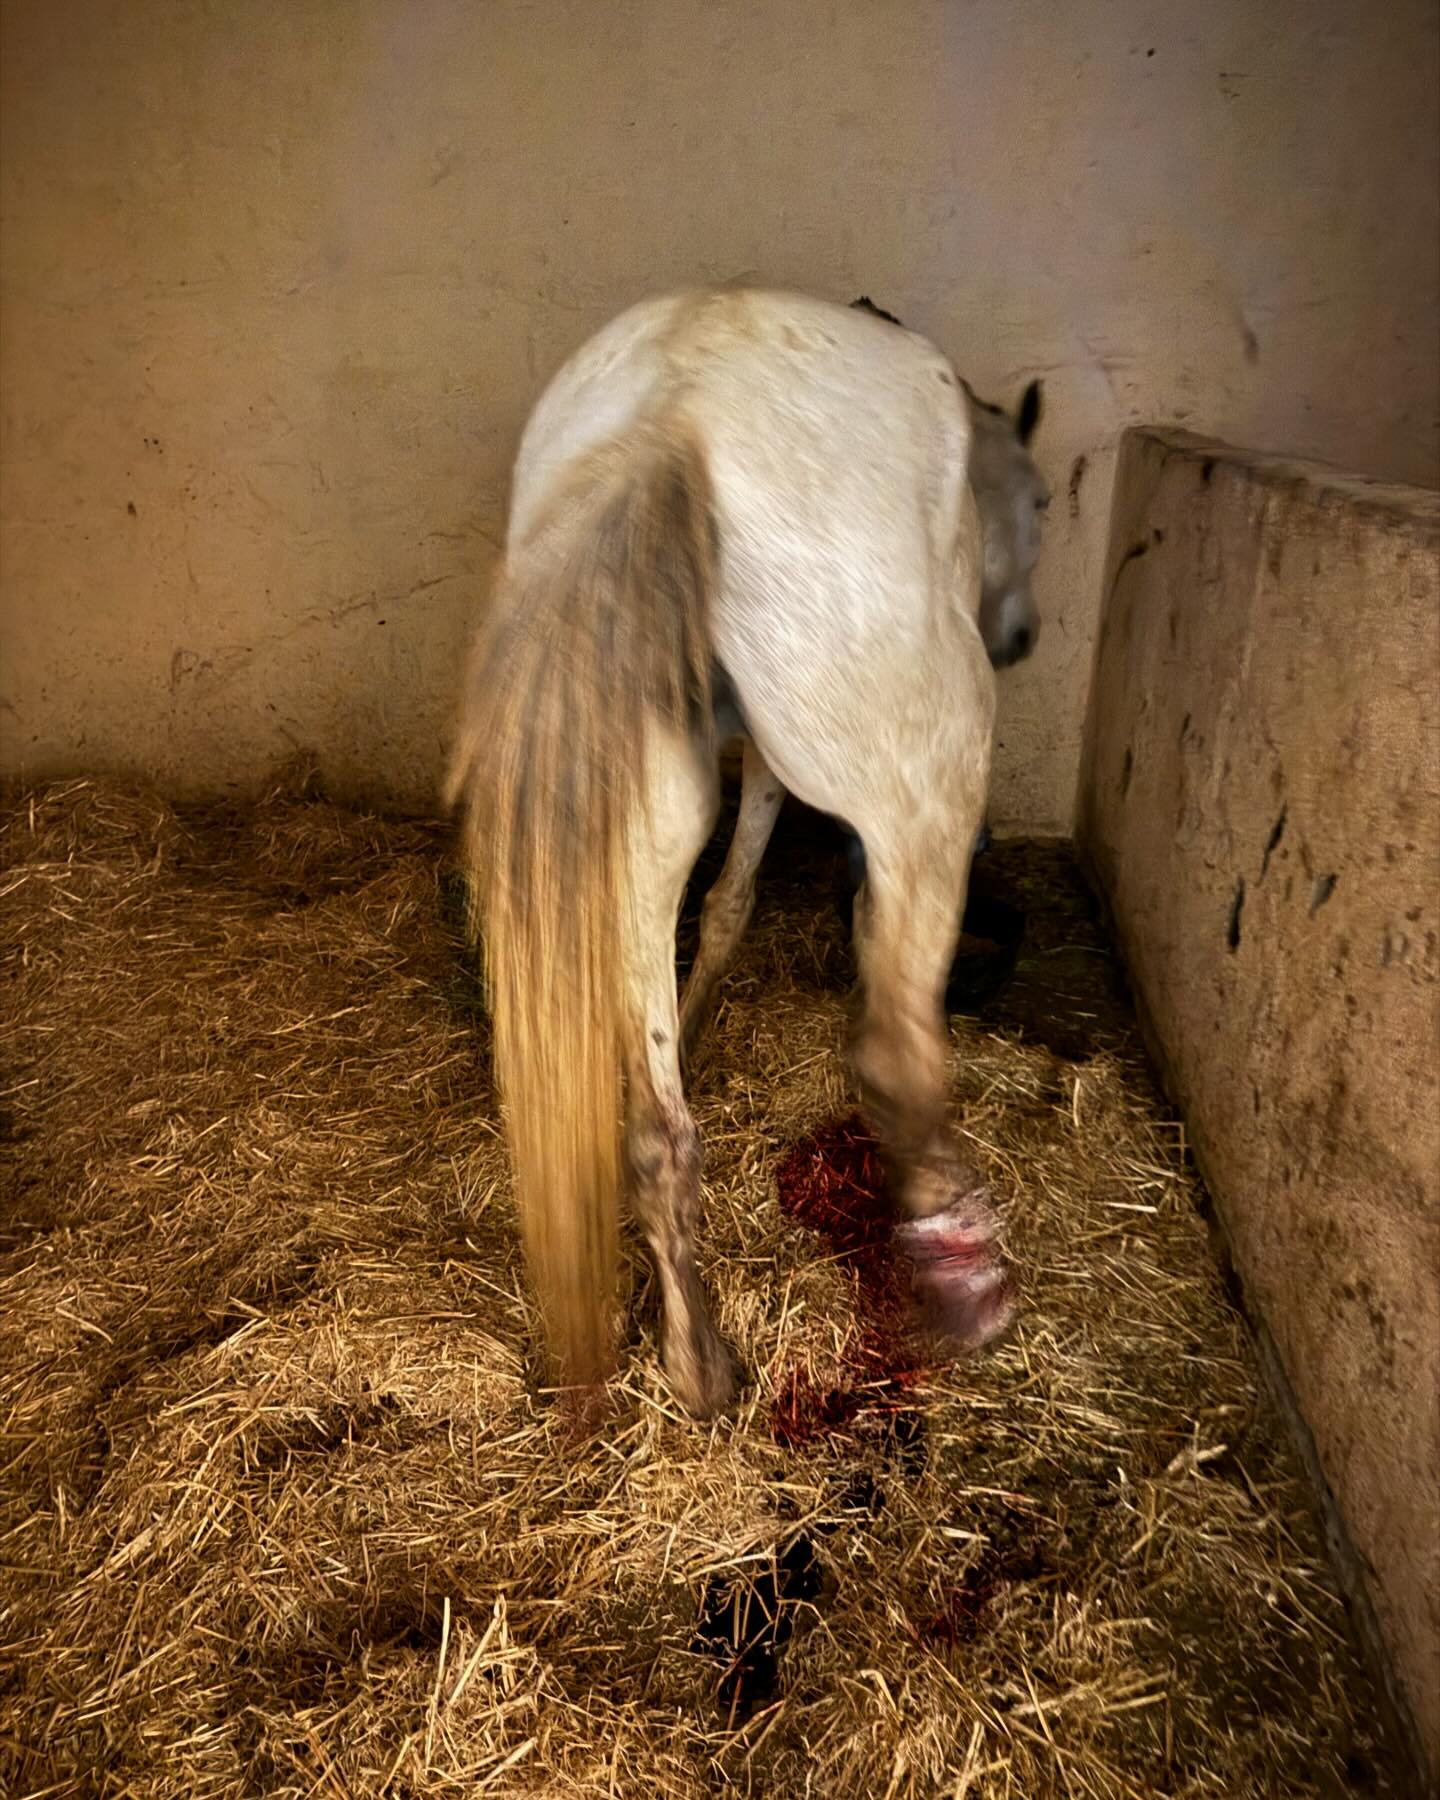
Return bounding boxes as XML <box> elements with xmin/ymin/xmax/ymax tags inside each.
<box><xmin>666</xmin><ymin>1328</ymin><xmax>746</xmax><ymax>1420</ymax></box>
<box><xmin>895</xmin><ymin>1199</ymin><xmax>1017</xmax><ymax>1355</ymax></box>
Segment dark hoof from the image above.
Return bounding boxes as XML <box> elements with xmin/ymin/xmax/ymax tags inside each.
<box><xmin>895</xmin><ymin>1202</ymin><xmax>1017</xmax><ymax>1354</ymax></box>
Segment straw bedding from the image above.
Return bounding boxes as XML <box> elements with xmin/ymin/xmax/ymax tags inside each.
<box><xmin>0</xmin><ymin>775</ymin><xmax>1399</xmax><ymax>1797</ymax></box>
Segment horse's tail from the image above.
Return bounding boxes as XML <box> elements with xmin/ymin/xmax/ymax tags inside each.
<box><xmin>446</xmin><ymin>425</ymin><xmax>718</xmax><ymax>1398</ymax></box>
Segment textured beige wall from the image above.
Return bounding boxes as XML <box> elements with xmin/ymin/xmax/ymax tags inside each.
<box><xmin>2</xmin><ymin>0</ymin><xmax>1437</xmax><ymax>825</ymax></box>
<box><xmin>1079</xmin><ymin>429</ymin><xmax>1440</xmax><ymax>1782</ymax></box>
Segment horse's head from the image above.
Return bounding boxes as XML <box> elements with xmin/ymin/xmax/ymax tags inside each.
<box><xmin>961</xmin><ymin>378</ymin><xmax>1047</xmax><ymax>669</ymax></box>
<box><xmin>850</xmin><ymin>299</ymin><xmax>1048</xmax><ymax>670</ymax></box>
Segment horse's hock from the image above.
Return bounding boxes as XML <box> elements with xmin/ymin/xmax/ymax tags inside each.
<box><xmin>1078</xmin><ymin>428</ymin><xmax>1440</xmax><ymax>1779</ymax></box>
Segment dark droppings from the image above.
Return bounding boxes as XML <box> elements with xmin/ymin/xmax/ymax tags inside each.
<box><xmin>691</xmin><ymin>1532</ymin><xmax>824</xmax><ymax>1722</ymax></box>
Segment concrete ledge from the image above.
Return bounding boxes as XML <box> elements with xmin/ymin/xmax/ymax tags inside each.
<box><xmin>1077</xmin><ymin>428</ymin><xmax>1440</xmax><ymax>1786</ymax></box>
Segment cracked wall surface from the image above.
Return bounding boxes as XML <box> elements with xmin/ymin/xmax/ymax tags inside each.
<box><xmin>2</xmin><ymin>0</ymin><xmax>1437</xmax><ymax>822</ymax></box>
<box><xmin>1079</xmin><ymin>427</ymin><xmax>1440</xmax><ymax>1781</ymax></box>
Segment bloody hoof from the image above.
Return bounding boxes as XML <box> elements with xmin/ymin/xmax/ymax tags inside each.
<box><xmin>895</xmin><ymin>1198</ymin><xmax>1016</xmax><ymax>1353</ymax></box>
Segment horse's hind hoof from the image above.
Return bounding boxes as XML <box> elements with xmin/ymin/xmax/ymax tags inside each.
<box><xmin>895</xmin><ymin>1198</ymin><xmax>1016</xmax><ymax>1355</ymax></box>
<box><xmin>666</xmin><ymin>1328</ymin><xmax>746</xmax><ymax>1420</ymax></box>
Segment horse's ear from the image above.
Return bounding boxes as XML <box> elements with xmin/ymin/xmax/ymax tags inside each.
<box><xmin>1015</xmin><ymin>378</ymin><xmax>1043</xmax><ymax>446</ymax></box>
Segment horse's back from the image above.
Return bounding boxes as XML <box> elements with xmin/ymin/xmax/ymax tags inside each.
<box><xmin>658</xmin><ymin>288</ymin><xmax>974</xmax><ymax>633</ymax></box>
<box><xmin>512</xmin><ymin>289</ymin><xmax>968</xmax><ymax>582</ymax></box>
<box><xmin>686</xmin><ymin>294</ymin><xmax>989</xmax><ymax>824</ymax></box>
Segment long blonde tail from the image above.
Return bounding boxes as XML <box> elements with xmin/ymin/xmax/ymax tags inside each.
<box><xmin>447</xmin><ymin>427</ymin><xmax>717</xmax><ymax>1394</ymax></box>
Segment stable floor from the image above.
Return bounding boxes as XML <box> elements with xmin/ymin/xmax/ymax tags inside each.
<box><xmin>0</xmin><ymin>776</ymin><xmax>1400</xmax><ymax>1797</ymax></box>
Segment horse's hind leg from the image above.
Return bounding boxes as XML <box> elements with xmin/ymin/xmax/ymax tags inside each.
<box><xmin>678</xmin><ymin>738</ymin><xmax>785</xmax><ymax>1072</ymax></box>
<box><xmin>851</xmin><ymin>818</ymin><xmax>1016</xmax><ymax>1351</ymax></box>
<box><xmin>623</xmin><ymin>728</ymin><xmax>742</xmax><ymax>1417</ymax></box>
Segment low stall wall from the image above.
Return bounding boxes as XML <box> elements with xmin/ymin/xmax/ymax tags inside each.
<box><xmin>1078</xmin><ymin>427</ymin><xmax>1440</xmax><ymax>1786</ymax></box>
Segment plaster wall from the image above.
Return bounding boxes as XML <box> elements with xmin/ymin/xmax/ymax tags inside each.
<box><xmin>2</xmin><ymin>0</ymin><xmax>1437</xmax><ymax>823</ymax></box>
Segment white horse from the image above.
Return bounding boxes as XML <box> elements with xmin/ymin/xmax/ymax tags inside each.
<box><xmin>448</xmin><ymin>288</ymin><xmax>1047</xmax><ymax>1417</ymax></box>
